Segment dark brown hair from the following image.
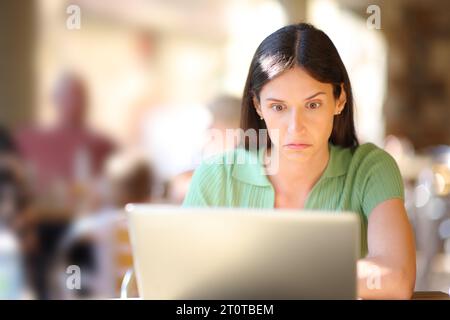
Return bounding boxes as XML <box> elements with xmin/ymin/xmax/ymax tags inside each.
<box><xmin>240</xmin><ymin>23</ymin><xmax>359</xmax><ymax>150</ymax></box>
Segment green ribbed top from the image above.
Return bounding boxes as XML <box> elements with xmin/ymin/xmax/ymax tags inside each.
<box><xmin>182</xmin><ymin>142</ymin><xmax>405</xmax><ymax>257</ymax></box>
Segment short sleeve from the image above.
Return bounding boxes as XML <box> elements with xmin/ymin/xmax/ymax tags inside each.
<box><xmin>182</xmin><ymin>157</ymin><xmax>227</xmax><ymax>208</ymax></box>
<box><xmin>356</xmin><ymin>145</ymin><xmax>405</xmax><ymax>217</ymax></box>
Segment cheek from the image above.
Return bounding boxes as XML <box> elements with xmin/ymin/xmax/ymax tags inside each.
<box><xmin>263</xmin><ymin>116</ymin><xmax>287</xmax><ymax>145</ymax></box>
<box><xmin>291</xmin><ymin>111</ymin><xmax>334</xmax><ymax>142</ymax></box>
<box><xmin>314</xmin><ymin>113</ymin><xmax>335</xmax><ymax>139</ymax></box>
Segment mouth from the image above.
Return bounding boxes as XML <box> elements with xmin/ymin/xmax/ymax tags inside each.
<box><xmin>284</xmin><ymin>143</ymin><xmax>312</xmax><ymax>150</ymax></box>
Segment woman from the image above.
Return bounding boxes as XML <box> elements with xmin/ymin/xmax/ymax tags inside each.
<box><xmin>183</xmin><ymin>23</ymin><xmax>415</xmax><ymax>299</ymax></box>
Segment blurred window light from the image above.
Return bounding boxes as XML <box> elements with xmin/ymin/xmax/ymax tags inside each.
<box><xmin>223</xmin><ymin>0</ymin><xmax>287</xmax><ymax>96</ymax></box>
<box><xmin>307</xmin><ymin>0</ymin><xmax>388</xmax><ymax>145</ymax></box>
<box><xmin>139</xmin><ymin>104</ymin><xmax>211</xmax><ymax>180</ymax></box>
<box><xmin>432</xmin><ymin>164</ymin><xmax>450</xmax><ymax>196</ymax></box>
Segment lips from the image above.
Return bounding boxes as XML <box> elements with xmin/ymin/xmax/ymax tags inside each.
<box><xmin>285</xmin><ymin>142</ymin><xmax>311</xmax><ymax>146</ymax></box>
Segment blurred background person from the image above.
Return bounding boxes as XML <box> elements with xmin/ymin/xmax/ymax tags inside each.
<box><xmin>165</xmin><ymin>94</ymin><xmax>242</xmax><ymax>204</ymax></box>
<box><xmin>202</xmin><ymin>94</ymin><xmax>243</xmax><ymax>157</ymax></box>
<box><xmin>15</xmin><ymin>71</ymin><xmax>115</xmax><ymax>215</ymax></box>
<box><xmin>12</xmin><ymin>72</ymin><xmax>116</xmax><ymax>299</ymax></box>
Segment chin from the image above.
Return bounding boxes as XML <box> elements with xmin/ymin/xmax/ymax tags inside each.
<box><xmin>281</xmin><ymin>148</ymin><xmax>312</xmax><ymax>162</ymax></box>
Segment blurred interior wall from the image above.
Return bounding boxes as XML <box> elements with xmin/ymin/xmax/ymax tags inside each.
<box><xmin>340</xmin><ymin>0</ymin><xmax>450</xmax><ymax>150</ymax></box>
<box><xmin>278</xmin><ymin>0</ymin><xmax>307</xmax><ymax>23</ymax></box>
<box><xmin>382</xmin><ymin>0</ymin><xmax>450</xmax><ymax>150</ymax></box>
<box><xmin>0</xmin><ymin>0</ymin><xmax>35</xmax><ymax>129</ymax></box>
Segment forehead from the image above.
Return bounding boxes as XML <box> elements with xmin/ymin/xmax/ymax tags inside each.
<box><xmin>259</xmin><ymin>66</ymin><xmax>331</xmax><ymax>100</ymax></box>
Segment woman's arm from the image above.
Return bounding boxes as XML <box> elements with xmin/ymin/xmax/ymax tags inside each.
<box><xmin>357</xmin><ymin>198</ymin><xmax>416</xmax><ymax>299</ymax></box>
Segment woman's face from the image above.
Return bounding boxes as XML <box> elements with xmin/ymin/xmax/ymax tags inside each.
<box><xmin>254</xmin><ymin>66</ymin><xmax>346</xmax><ymax>162</ymax></box>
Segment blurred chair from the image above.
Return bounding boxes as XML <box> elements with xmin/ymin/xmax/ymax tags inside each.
<box><xmin>48</xmin><ymin>150</ymin><xmax>153</xmax><ymax>299</ymax></box>
<box><xmin>0</xmin><ymin>125</ymin><xmax>33</xmax><ymax>299</ymax></box>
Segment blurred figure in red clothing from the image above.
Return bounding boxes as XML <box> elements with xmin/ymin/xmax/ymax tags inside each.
<box><xmin>15</xmin><ymin>72</ymin><xmax>115</xmax><ymax>213</ymax></box>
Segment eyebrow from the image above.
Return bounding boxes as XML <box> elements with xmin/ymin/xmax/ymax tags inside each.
<box><xmin>265</xmin><ymin>91</ymin><xmax>326</xmax><ymax>102</ymax></box>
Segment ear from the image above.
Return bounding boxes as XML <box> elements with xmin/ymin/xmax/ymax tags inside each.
<box><xmin>252</xmin><ymin>95</ymin><xmax>263</xmax><ymax>118</ymax></box>
<box><xmin>335</xmin><ymin>83</ymin><xmax>347</xmax><ymax>114</ymax></box>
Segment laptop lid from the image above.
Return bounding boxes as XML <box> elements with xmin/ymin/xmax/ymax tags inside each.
<box><xmin>127</xmin><ymin>205</ymin><xmax>360</xmax><ymax>300</ymax></box>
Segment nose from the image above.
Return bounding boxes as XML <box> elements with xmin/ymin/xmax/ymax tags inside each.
<box><xmin>287</xmin><ymin>108</ymin><xmax>306</xmax><ymax>134</ymax></box>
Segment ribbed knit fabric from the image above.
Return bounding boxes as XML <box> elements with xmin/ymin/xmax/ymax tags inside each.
<box><xmin>182</xmin><ymin>142</ymin><xmax>405</xmax><ymax>257</ymax></box>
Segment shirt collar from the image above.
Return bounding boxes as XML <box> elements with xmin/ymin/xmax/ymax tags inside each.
<box><xmin>231</xmin><ymin>142</ymin><xmax>350</xmax><ymax>187</ymax></box>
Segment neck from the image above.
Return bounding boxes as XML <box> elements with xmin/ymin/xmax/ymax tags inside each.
<box><xmin>266</xmin><ymin>144</ymin><xmax>330</xmax><ymax>196</ymax></box>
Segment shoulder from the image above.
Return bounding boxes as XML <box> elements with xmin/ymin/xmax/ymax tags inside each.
<box><xmin>190</xmin><ymin>152</ymin><xmax>230</xmax><ymax>182</ymax></box>
<box><xmin>190</xmin><ymin>147</ymin><xmax>266</xmax><ymax>191</ymax></box>
<box><xmin>350</xmin><ymin>142</ymin><xmax>400</xmax><ymax>172</ymax></box>
<box><xmin>183</xmin><ymin>148</ymin><xmax>257</xmax><ymax>207</ymax></box>
<box><xmin>326</xmin><ymin>142</ymin><xmax>397</xmax><ymax>179</ymax></box>
<box><xmin>349</xmin><ymin>143</ymin><xmax>404</xmax><ymax>215</ymax></box>
<box><xmin>190</xmin><ymin>148</ymin><xmax>254</xmax><ymax>183</ymax></box>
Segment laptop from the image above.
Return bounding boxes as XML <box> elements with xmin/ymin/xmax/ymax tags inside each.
<box><xmin>126</xmin><ymin>205</ymin><xmax>360</xmax><ymax>300</ymax></box>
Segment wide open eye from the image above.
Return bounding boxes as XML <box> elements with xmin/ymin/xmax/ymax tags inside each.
<box><xmin>271</xmin><ymin>104</ymin><xmax>284</xmax><ymax>112</ymax></box>
<box><xmin>306</xmin><ymin>101</ymin><xmax>321</xmax><ymax>109</ymax></box>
